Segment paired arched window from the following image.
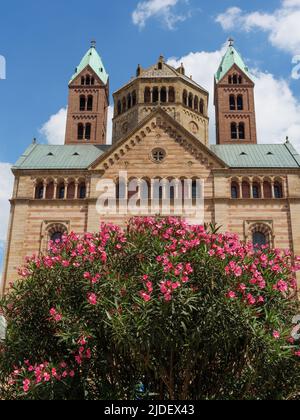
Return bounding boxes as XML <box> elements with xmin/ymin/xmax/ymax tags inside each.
<box><xmin>242</xmin><ymin>181</ymin><xmax>251</xmax><ymax>198</ymax></box>
<box><xmin>229</xmin><ymin>74</ymin><xmax>243</xmax><ymax>84</ymax></box>
<box><xmin>79</xmin><ymin>95</ymin><xmax>93</xmax><ymax>111</ymax></box>
<box><xmin>229</xmin><ymin>95</ymin><xmax>244</xmax><ymax>111</ymax></box>
<box><xmin>57</xmin><ymin>183</ymin><xmax>65</xmax><ymax>200</ymax></box>
<box><xmin>231</xmin><ymin>122</ymin><xmax>245</xmax><ymax>139</ymax></box>
<box><xmin>77</xmin><ymin>123</ymin><xmax>92</xmax><ymax>140</ymax></box>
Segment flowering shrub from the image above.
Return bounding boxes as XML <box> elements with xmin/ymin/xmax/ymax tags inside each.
<box><xmin>0</xmin><ymin>217</ymin><xmax>300</xmax><ymax>400</ymax></box>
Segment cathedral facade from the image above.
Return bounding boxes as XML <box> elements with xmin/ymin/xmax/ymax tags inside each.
<box><xmin>2</xmin><ymin>41</ymin><xmax>300</xmax><ymax>294</ymax></box>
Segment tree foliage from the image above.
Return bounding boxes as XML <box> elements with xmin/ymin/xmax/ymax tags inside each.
<box><xmin>0</xmin><ymin>217</ymin><xmax>300</xmax><ymax>400</ymax></box>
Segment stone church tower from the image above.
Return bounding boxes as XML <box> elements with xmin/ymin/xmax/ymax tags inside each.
<box><xmin>112</xmin><ymin>55</ymin><xmax>209</xmax><ymax>146</ymax></box>
<box><xmin>214</xmin><ymin>39</ymin><xmax>257</xmax><ymax>145</ymax></box>
<box><xmin>65</xmin><ymin>41</ymin><xmax>109</xmax><ymax>145</ymax></box>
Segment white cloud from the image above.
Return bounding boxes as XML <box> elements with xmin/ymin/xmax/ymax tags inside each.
<box><xmin>40</xmin><ymin>107</ymin><xmax>67</xmax><ymax>145</ymax></box>
<box><xmin>0</xmin><ymin>162</ymin><xmax>14</xmax><ymax>244</ymax></box>
<box><xmin>216</xmin><ymin>2</ymin><xmax>300</xmax><ymax>56</ymax></box>
<box><xmin>168</xmin><ymin>46</ymin><xmax>300</xmax><ymax>150</ymax></box>
<box><xmin>132</xmin><ymin>0</ymin><xmax>190</xmax><ymax>29</ymax></box>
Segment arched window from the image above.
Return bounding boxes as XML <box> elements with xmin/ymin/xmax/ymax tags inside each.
<box><xmin>238</xmin><ymin>123</ymin><xmax>245</xmax><ymax>139</ymax></box>
<box><xmin>80</xmin><ymin>96</ymin><xmax>86</xmax><ymax>111</ymax></box>
<box><xmin>229</xmin><ymin>95</ymin><xmax>236</xmax><ymax>111</ymax></box>
<box><xmin>194</xmin><ymin>96</ymin><xmax>199</xmax><ymax>112</ymax></box>
<box><xmin>85</xmin><ymin>123</ymin><xmax>91</xmax><ymax>140</ymax></box>
<box><xmin>117</xmin><ymin>100</ymin><xmax>122</xmax><ymax>115</ymax></box>
<box><xmin>160</xmin><ymin>87</ymin><xmax>167</xmax><ymax>103</ymax></box>
<box><xmin>158</xmin><ymin>62</ymin><xmax>163</xmax><ymax>70</ymax></box>
<box><xmin>67</xmin><ymin>182</ymin><xmax>75</xmax><ymax>199</ymax></box>
<box><xmin>140</xmin><ymin>179</ymin><xmax>151</xmax><ymax>202</ymax></box>
<box><xmin>132</xmin><ymin>91</ymin><xmax>137</xmax><ymax>106</ymax></box>
<box><xmin>188</xmin><ymin>93</ymin><xmax>193</xmax><ymax>109</ymax></box>
<box><xmin>81</xmin><ymin>76</ymin><xmax>85</xmax><ymax>85</ymax></box>
<box><xmin>242</xmin><ymin>181</ymin><xmax>251</xmax><ymax>198</ymax></box>
<box><xmin>87</xmin><ymin>96</ymin><xmax>93</xmax><ymax>111</ymax></box>
<box><xmin>86</xmin><ymin>75</ymin><xmax>91</xmax><ymax>85</ymax></box>
<box><xmin>127</xmin><ymin>94</ymin><xmax>132</xmax><ymax>109</ymax></box>
<box><xmin>263</xmin><ymin>181</ymin><xmax>272</xmax><ymax>199</ymax></box>
<box><xmin>78</xmin><ymin>124</ymin><xmax>84</xmax><ymax>140</ymax></box>
<box><xmin>169</xmin><ymin>87</ymin><xmax>175</xmax><ymax>103</ymax></box>
<box><xmin>91</xmin><ymin>77</ymin><xmax>95</xmax><ymax>85</ymax></box>
<box><xmin>253</xmin><ymin>232</ymin><xmax>267</xmax><ymax>248</ymax></box>
<box><xmin>79</xmin><ymin>183</ymin><xmax>86</xmax><ymax>199</ymax></box>
<box><xmin>231</xmin><ymin>182</ymin><xmax>239</xmax><ymax>199</ymax></box>
<box><xmin>274</xmin><ymin>182</ymin><xmax>283</xmax><ymax>198</ymax></box>
<box><xmin>232</xmin><ymin>74</ymin><xmax>238</xmax><ymax>84</ymax></box>
<box><xmin>237</xmin><ymin>95</ymin><xmax>243</xmax><ymax>111</ymax></box>
<box><xmin>46</xmin><ymin>182</ymin><xmax>54</xmax><ymax>200</ymax></box>
<box><xmin>57</xmin><ymin>183</ymin><xmax>65</xmax><ymax>200</ymax></box>
<box><xmin>231</xmin><ymin>122</ymin><xmax>238</xmax><ymax>139</ymax></box>
<box><xmin>122</xmin><ymin>97</ymin><xmax>126</xmax><ymax>113</ymax></box>
<box><xmin>144</xmin><ymin>87</ymin><xmax>151</xmax><ymax>103</ymax></box>
<box><xmin>183</xmin><ymin>90</ymin><xmax>188</xmax><ymax>106</ymax></box>
<box><xmin>153</xmin><ymin>87</ymin><xmax>159</xmax><ymax>103</ymax></box>
<box><xmin>253</xmin><ymin>183</ymin><xmax>261</xmax><ymax>199</ymax></box>
<box><xmin>238</xmin><ymin>76</ymin><xmax>243</xmax><ymax>84</ymax></box>
<box><xmin>228</xmin><ymin>75</ymin><xmax>232</xmax><ymax>84</ymax></box>
<box><xmin>200</xmin><ymin>99</ymin><xmax>204</xmax><ymax>115</ymax></box>
<box><xmin>35</xmin><ymin>182</ymin><xmax>44</xmax><ymax>200</ymax></box>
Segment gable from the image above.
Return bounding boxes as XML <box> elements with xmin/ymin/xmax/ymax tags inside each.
<box><xmin>90</xmin><ymin>109</ymin><xmax>227</xmax><ymax>174</ymax></box>
<box><xmin>218</xmin><ymin>64</ymin><xmax>254</xmax><ymax>86</ymax></box>
<box><xmin>69</xmin><ymin>65</ymin><xmax>106</xmax><ymax>87</ymax></box>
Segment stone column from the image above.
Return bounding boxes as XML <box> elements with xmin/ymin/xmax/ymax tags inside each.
<box><xmin>271</xmin><ymin>180</ymin><xmax>275</xmax><ymax>199</ymax></box>
<box><xmin>43</xmin><ymin>180</ymin><xmax>47</xmax><ymax>199</ymax></box>
<box><xmin>239</xmin><ymin>181</ymin><xmax>243</xmax><ymax>199</ymax></box>
<box><xmin>64</xmin><ymin>180</ymin><xmax>68</xmax><ymax>200</ymax></box>
<box><xmin>166</xmin><ymin>88</ymin><xmax>169</xmax><ymax>103</ymax></box>
<box><xmin>75</xmin><ymin>181</ymin><xmax>79</xmax><ymax>200</ymax></box>
<box><xmin>53</xmin><ymin>181</ymin><xmax>58</xmax><ymax>200</ymax></box>
<box><xmin>250</xmin><ymin>179</ymin><xmax>254</xmax><ymax>199</ymax></box>
<box><xmin>150</xmin><ymin>88</ymin><xmax>153</xmax><ymax>103</ymax></box>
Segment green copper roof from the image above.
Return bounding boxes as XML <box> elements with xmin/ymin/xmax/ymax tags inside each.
<box><xmin>14</xmin><ymin>144</ymin><xmax>111</xmax><ymax>170</ymax></box>
<box><xmin>215</xmin><ymin>45</ymin><xmax>253</xmax><ymax>83</ymax></box>
<box><xmin>211</xmin><ymin>143</ymin><xmax>300</xmax><ymax>168</ymax></box>
<box><xmin>70</xmin><ymin>45</ymin><xmax>109</xmax><ymax>85</ymax></box>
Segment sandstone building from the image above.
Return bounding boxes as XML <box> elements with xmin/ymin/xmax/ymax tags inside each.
<box><xmin>2</xmin><ymin>40</ymin><xmax>300</xmax><ymax>293</ymax></box>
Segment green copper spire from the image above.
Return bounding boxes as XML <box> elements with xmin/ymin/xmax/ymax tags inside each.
<box><xmin>215</xmin><ymin>39</ymin><xmax>253</xmax><ymax>83</ymax></box>
<box><xmin>70</xmin><ymin>41</ymin><xmax>109</xmax><ymax>85</ymax></box>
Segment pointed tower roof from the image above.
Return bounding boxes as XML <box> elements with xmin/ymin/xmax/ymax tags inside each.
<box><xmin>215</xmin><ymin>39</ymin><xmax>253</xmax><ymax>83</ymax></box>
<box><xmin>70</xmin><ymin>41</ymin><xmax>108</xmax><ymax>85</ymax></box>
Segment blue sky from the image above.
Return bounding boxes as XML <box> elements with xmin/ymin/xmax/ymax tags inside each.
<box><xmin>1</xmin><ymin>0</ymin><xmax>300</xmax><ymax>276</ymax></box>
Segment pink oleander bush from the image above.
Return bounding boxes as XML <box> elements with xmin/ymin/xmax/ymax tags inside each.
<box><xmin>0</xmin><ymin>217</ymin><xmax>300</xmax><ymax>400</ymax></box>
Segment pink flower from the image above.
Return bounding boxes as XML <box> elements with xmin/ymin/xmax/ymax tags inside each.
<box><xmin>54</xmin><ymin>314</ymin><xmax>62</xmax><ymax>322</ymax></box>
<box><xmin>84</xmin><ymin>272</ymin><xmax>91</xmax><ymax>279</ymax></box>
<box><xmin>140</xmin><ymin>292</ymin><xmax>151</xmax><ymax>302</ymax></box>
<box><xmin>88</xmin><ymin>293</ymin><xmax>97</xmax><ymax>306</ymax></box>
<box><xmin>227</xmin><ymin>291</ymin><xmax>237</xmax><ymax>299</ymax></box>
<box><xmin>75</xmin><ymin>356</ymin><xmax>82</xmax><ymax>365</ymax></box>
<box><xmin>86</xmin><ymin>348</ymin><xmax>91</xmax><ymax>359</ymax></box>
<box><xmin>273</xmin><ymin>331</ymin><xmax>280</xmax><ymax>340</ymax></box>
<box><xmin>234</xmin><ymin>266</ymin><xmax>242</xmax><ymax>277</ymax></box>
<box><xmin>143</xmin><ymin>275</ymin><xmax>149</xmax><ymax>282</ymax></box>
<box><xmin>239</xmin><ymin>283</ymin><xmax>246</xmax><ymax>292</ymax></box>
<box><xmin>49</xmin><ymin>308</ymin><xmax>57</xmax><ymax>316</ymax></box>
<box><xmin>43</xmin><ymin>373</ymin><xmax>51</xmax><ymax>382</ymax></box>
<box><xmin>69</xmin><ymin>370</ymin><xmax>75</xmax><ymax>378</ymax></box>
<box><xmin>62</xmin><ymin>260</ymin><xmax>70</xmax><ymax>267</ymax></box>
<box><xmin>275</xmin><ymin>280</ymin><xmax>288</xmax><ymax>293</ymax></box>
<box><xmin>23</xmin><ymin>379</ymin><xmax>31</xmax><ymax>393</ymax></box>
<box><xmin>295</xmin><ymin>351</ymin><xmax>300</xmax><ymax>357</ymax></box>
<box><xmin>247</xmin><ymin>294</ymin><xmax>256</xmax><ymax>306</ymax></box>
<box><xmin>62</xmin><ymin>371</ymin><xmax>68</xmax><ymax>378</ymax></box>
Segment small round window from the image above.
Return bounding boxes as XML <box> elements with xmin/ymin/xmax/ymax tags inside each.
<box><xmin>151</xmin><ymin>148</ymin><xmax>166</xmax><ymax>163</ymax></box>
